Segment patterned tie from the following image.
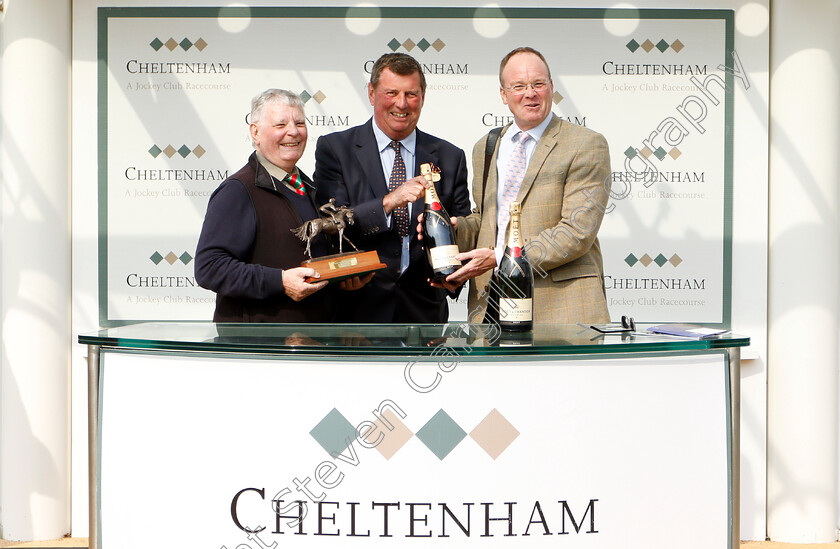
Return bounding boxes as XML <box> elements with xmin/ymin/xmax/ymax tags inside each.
<box><xmin>388</xmin><ymin>140</ymin><xmax>409</xmax><ymax>237</ymax></box>
<box><xmin>283</xmin><ymin>172</ymin><xmax>306</xmax><ymax>196</ymax></box>
<box><xmin>496</xmin><ymin>131</ymin><xmax>531</xmax><ymax>251</ymax></box>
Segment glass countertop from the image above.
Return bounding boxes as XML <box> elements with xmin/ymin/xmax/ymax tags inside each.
<box><xmin>79</xmin><ymin>322</ymin><xmax>750</xmax><ymax>357</ymax></box>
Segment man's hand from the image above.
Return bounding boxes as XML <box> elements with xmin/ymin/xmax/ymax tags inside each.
<box><xmin>284</xmin><ymin>332</ymin><xmax>324</xmax><ymax>346</ymax></box>
<box><xmin>429</xmin><ymin>247</ymin><xmax>497</xmax><ymax>292</ymax></box>
<box><xmin>416</xmin><ymin>212</ymin><xmax>458</xmax><ymax>241</ymax></box>
<box><xmin>383</xmin><ymin>175</ymin><xmax>429</xmax><ymax>214</ymax></box>
<box><xmin>338</xmin><ymin>272</ymin><xmax>374</xmax><ymax>291</ymax></box>
<box><xmin>338</xmin><ymin>331</ymin><xmax>373</xmax><ymax>346</ymax></box>
<box><xmin>282</xmin><ymin>267</ymin><xmax>328</xmax><ymax>301</ymax></box>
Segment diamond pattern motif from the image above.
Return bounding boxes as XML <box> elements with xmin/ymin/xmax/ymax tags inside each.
<box><xmin>624</xmin><ymin>145</ymin><xmax>681</xmax><ymax>162</ymax></box>
<box><xmin>387</xmin><ymin>38</ymin><xmax>446</xmax><ymax>52</ymax></box>
<box><xmin>310</xmin><ymin>408</ymin><xmax>518</xmax><ymax>461</ymax></box>
<box><xmin>624</xmin><ymin>253</ymin><xmax>684</xmax><ymax>268</ymax></box>
<box><xmin>310</xmin><ymin>408</ymin><xmax>357</xmax><ymax>457</ymax></box>
<box><xmin>470</xmin><ymin>409</ymin><xmax>519</xmax><ymax>460</ymax></box>
<box><xmin>367</xmin><ymin>409</ymin><xmax>413</xmax><ymax>460</ymax></box>
<box><xmin>626</xmin><ymin>38</ymin><xmax>685</xmax><ymax>53</ymax></box>
<box><xmin>150</xmin><ymin>251</ymin><xmax>195</xmax><ymax>265</ymax></box>
<box><xmin>149</xmin><ymin>37</ymin><xmax>207</xmax><ymax>52</ymax></box>
<box><xmin>150</xmin><ymin>144</ymin><xmax>204</xmax><ymax>158</ymax></box>
<box><xmin>416</xmin><ymin>409</ymin><xmax>467</xmax><ymax>460</ymax></box>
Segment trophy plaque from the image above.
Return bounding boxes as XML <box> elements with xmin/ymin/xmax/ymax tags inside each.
<box><xmin>292</xmin><ymin>199</ymin><xmax>386</xmax><ymax>282</ymax></box>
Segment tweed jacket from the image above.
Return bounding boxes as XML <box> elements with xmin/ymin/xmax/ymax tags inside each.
<box><xmin>456</xmin><ymin>114</ymin><xmax>612</xmax><ymax>324</ymax></box>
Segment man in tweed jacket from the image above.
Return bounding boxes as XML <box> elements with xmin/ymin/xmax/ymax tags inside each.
<box><xmin>439</xmin><ymin>47</ymin><xmax>612</xmax><ymax>324</ymax></box>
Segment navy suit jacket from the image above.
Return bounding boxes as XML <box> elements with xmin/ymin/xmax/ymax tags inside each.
<box><xmin>314</xmin><ymin>119</ymin><xmax>470</xmax><ymax>323</ymax></box>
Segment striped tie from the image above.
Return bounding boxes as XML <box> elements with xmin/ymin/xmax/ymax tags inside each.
<box><xmin>283</xmin><ymin>172</ymin><xmax>306</xmax><ymax>196</ymax></box>
<box><xmin>496</xmin><ymin>131</ymin><xmax>531</xmax><ymax>251</ymax></box>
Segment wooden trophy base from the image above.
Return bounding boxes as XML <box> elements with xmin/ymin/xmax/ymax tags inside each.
<box><xmin>302</xmin><ymin>250</ymin><xmax>386</xmax><ymax>283</ymax></box>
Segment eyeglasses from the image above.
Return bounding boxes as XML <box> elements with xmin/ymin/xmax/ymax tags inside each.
<box><xmin>504</xmin><ymin>81</ymin><xmax>548</xmax><ymax>95</ymax></box>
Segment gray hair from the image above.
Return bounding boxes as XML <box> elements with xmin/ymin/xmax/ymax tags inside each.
<box><xmin>250</xmin><ymin>88</ymin><xmax>305</xmax><ymax>126</ymax></box>
<box><xmin>249</xmin><ymin>88</ymin><xmax>305</xmax><ymax>147</ymax></box>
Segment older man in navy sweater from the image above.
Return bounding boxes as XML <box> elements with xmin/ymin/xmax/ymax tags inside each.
<box><xmin>195</xmin><ymin>89</ymin><xmax>369</xmax><ymax>322</ymax></box>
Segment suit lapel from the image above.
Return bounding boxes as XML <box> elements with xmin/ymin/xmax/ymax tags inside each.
<box><xmin>354</xmin><ymin>119</ymin><xmax>389</xmax><ymax>200</ymax></box>
<box><xmin>516</xmin><ymin>114</ymin><xmax>561</xmax><ymax>203</ymax></box>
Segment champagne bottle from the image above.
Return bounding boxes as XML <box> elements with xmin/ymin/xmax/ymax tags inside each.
<box><xmin>496</xmin><ymin>201</ymin><xmax>534</xmax><ymax>331</ymax></box>
<box><xmin>497</xmin><ymin>329</ymin><xmax>535</xmax><ymax>347</ymax></box>
<box><xmin>421</xmin><ymin>163</ymin><xmax>461</xmax><ymax>281</ymax></box>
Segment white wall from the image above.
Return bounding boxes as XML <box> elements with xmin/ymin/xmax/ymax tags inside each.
<box><xmin>0</xmin><ymin>0</ymin><xmax>72</xmax><ymax>540</ymax></box>
<box><xmin>767</xmin><ymin>0</ymin><xmax>839</xmax><ymax>542</ymax></box>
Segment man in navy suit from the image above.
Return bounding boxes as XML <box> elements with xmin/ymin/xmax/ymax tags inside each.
<box><xmin>314</xmin><ymin>53</ymin><xmax>471</xmax><ymax>323</ymax></box>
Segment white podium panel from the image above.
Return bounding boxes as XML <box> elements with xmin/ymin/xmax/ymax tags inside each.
<box><xmin>98</xmin><ymin>350</ymin><xmax>731</xmax><ymax>549</ymax></box>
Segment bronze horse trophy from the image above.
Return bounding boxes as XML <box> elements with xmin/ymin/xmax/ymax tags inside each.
<box><xmin>291</xmin><ymin>199</ymin><xmax>359</xmax><ymax>259</ymax></box>
<box><xmin>291</xmin><ymin>198</ymin><xmax>386</xmax><ymax>282</ymax></box>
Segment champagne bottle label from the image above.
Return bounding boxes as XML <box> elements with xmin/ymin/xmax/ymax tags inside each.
<box><xmin>499</xmin><ymin>298</ymin><xmax>533</xmax><ymax>322</ymax></box>
<box><xmin>498</xmin><ymin>330</ymin><xmax>534</xmax><ymax>346</ymax></box>
<box><xmin>497</xmin><ymin>201</ymin><xmax>533</xmax><ymax>330</ymax></box>
<box><xmin>421</xmin><ymin>162</ymin><xmax>460</xmax><ymax>279</ymax></box>
<box><xmin>430</xmin><ymin>244</ymin><xmax>460</xmax><ymax>269</ymax></box>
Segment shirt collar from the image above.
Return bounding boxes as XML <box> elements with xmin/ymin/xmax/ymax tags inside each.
<box><xmin>255</xmin><ymin>151</ymin><xmax>297</xmax><ymax>188</ymax></box>
<box><xmin>372</xmin><ymin>119</ymin><xmax>417</xmax><ymax>156</ymax></box>
<box><xmin>509</xmin><ymin>113</ymin><xmax>553</xmax><ymax>145</ymax></box>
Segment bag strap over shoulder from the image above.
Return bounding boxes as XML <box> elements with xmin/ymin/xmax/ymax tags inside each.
<box><xmin>480</xmin><ymin>126</ymin><xmax>504</xmax><ymax>213</ymax></box>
